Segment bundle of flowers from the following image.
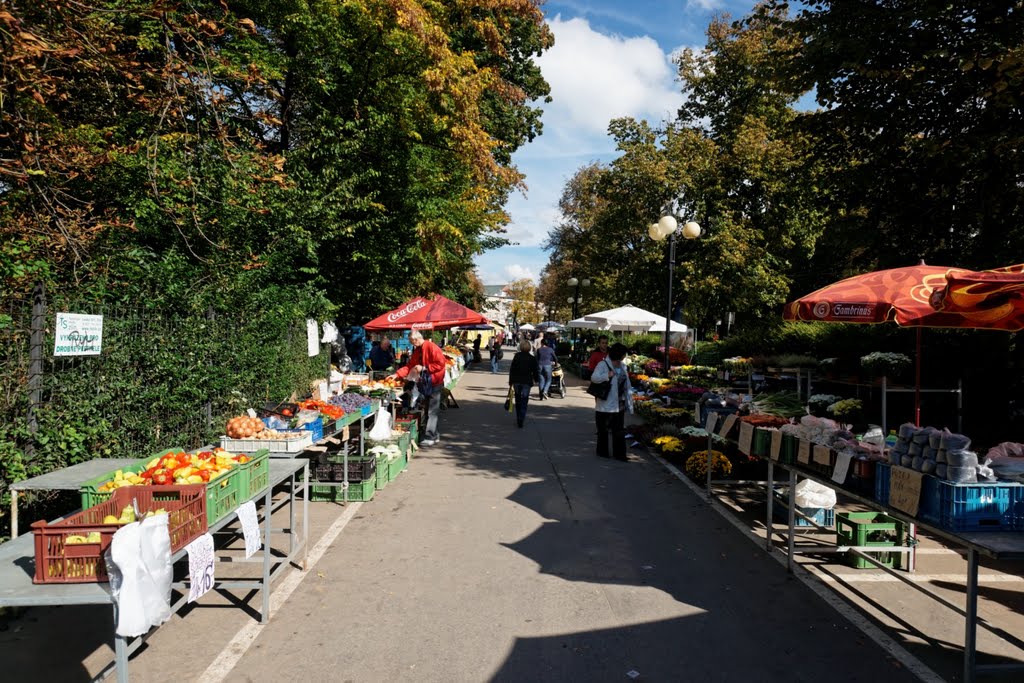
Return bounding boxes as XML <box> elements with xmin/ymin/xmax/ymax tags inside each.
<box><xmin>657</xmin><ymin>385</ymin><xmax>706</xmax><ymax>398</ymax></box>
<box><xmin>685</xmin><ymin>450</ymin><xmax>732</xmax><ymax>480</ymax></box>
<box><xmin>643</xmin><ymin>359</ymin><xmax>664</xmax><ymax>375</ymax></box>
<box><xmin>655</xmin><ymin>345</ymin><xmax>690</xmax><ymax>365</ymax></box>
<box><xmin>653</xmin><ymin>435</ymin><xmax>684</xmax><ymax>453</ymax></box>
<box><xmin>827</xmin><ymin>398</ymin><xmax>863</xmax><ymax>420</ymax></box>
<box><xmin>673</xmin><ymin>365</ymin><xmax>718</xmax><ymax>382</ymax></box>
<box><xmin>648</xmin><ymin>377</ymin><xmax>670</xmax><ymax>390</ymax></box>
<box><xmin>678</xmin><ymin>425</ymin><xmax>728</xmax><ymax>449</ymax></box>
<box><xmin>723</xmin><ymin>356</ymin><xmax>753</xmax><ymax>374</ymax></box>
<box><xmin>807</xmin><ymin>393</ymin><xmax>843</xmax><ymax>416</ymax></box>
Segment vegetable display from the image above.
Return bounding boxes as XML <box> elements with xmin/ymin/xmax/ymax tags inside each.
<box><xmin>97</xmin><ymin>449</ymin><xmax>247</xmax><ymax>491</ymax></box>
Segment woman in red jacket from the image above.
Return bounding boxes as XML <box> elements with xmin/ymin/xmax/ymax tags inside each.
<box><xmin>391</xmin><ymin>330</ymin><xmax>447</xmax><ymax>446</ymax></box>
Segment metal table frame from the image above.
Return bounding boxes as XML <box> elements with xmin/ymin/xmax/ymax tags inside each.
<box><xmin>730</xmin><ymin>451</ymin><xmax>1024</xmax><ymax>683</ymax></box>
<box><xmin>0</xmin><ymin>458</ymin><xmax>309</xmax><ymax>683</ymax></box>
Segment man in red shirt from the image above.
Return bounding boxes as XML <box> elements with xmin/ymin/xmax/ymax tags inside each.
<box><xmin>586</xmin><ymin>335</ymin><xmax>610</xmax><ymax>372</ymax></box>
<box><xmin>391</xmin><ymin>330</ymin><xmax>447</xmax><ymax>445</ymax></box>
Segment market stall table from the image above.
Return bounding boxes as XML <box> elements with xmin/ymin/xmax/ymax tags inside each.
<box><xmin>760</xmin><ymin>455</ymin><xmax>1024</xmax><ymax>683</ymax></box>
<box><xmin>0</xmin><ymin>458</ymin><xmax>309</xmax><ymax>683</ymax></box>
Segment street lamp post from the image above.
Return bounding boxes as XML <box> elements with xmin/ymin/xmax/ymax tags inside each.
<box><xmin>649</xmin><ymin>214</ymin><xmax>700</xmax><ymax>376</ymax></box>
<box><xmin>567</xmin><ymin>277</ymin><xmax>590</xmax><ymax>359</ymax></box>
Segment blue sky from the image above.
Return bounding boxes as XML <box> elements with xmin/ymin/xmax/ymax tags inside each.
<box><xmin>474</xmin><ymin>0</ymin><xmax>759</xmax><ymax>285</ymax></box>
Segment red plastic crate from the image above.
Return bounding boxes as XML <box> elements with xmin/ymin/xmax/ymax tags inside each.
<box><xmin>32</xmin><ymin>485</ymin><xmax>207</xmax><ymax>584</ymax></box>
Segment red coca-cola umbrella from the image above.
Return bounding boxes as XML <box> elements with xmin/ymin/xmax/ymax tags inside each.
<box><xmin>364</xmin><ymin>295</ymin><xmax>489</xmax><ymax>331</ymax></box>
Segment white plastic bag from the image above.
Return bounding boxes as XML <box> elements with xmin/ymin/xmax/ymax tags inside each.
<box><xmin>794</xmin><ymin>479</ymin><xmax>837</xmax><ymax>510</ymax></box>
<box><xmin>367</xmin><ymin>406</ymin><xmax>392</xmax><ymax>441</ymax></box>
<box><xmin>107</xmin><ymin>513</ymin><xmax>173</xmax><ymax>637</ymax></box>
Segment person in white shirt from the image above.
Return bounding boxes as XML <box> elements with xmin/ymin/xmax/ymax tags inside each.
<box><xmin>590</xmin><ymin>342</ymin><xmax>634</xmax><ymax>460</ymax></box>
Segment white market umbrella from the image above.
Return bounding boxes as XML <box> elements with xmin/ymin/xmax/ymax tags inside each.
<box><xmin>518</xmin><ymin>323</ymin><xmax>536</xmax><ymax>331</ymax></box>
<box><xmin>581</xmin><ymin>304</ymin><xmax>688</xmax><ymax>333</ymax></box>
<box><xmin>567</xmin><ymin>316</ymin><xmax>601</xmax><ymax>329</ymax></box>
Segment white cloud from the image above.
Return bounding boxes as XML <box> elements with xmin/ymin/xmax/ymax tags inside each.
<box><xmin>503</xmin><ymin>264</ymin><xmax>537</xmax><ymax>282</ymax></box>
<box><xmin>686</xmin><ymin>0</ymin><xmax>725</xmax><ymax>10</ymax></box>
<box><xmin>538</xmin><ymin>17</ymin><xmax>684</xmax><ymax>137</ymax></box>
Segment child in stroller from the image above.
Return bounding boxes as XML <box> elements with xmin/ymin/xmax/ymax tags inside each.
<box><xmin>548</xmin><ymin>361</ymin><xmax>567</xmax><ymax>398</ymax></box>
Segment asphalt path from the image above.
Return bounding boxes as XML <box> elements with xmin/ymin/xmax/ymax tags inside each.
<box><xmin>219</xmin><ymin>360</ymin><xmax>917</xmax><ymax>683</ymax></box>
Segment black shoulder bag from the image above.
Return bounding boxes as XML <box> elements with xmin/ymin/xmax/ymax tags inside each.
<box><xmin>585</xmin><ymin>360</ymin><xmax>613</xmax><ymax>400</ymax></box>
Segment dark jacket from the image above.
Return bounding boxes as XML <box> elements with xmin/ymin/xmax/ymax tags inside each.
<box><xmin>488</xmin><ymin>340</ymin><xmax>503</xmax><ymax>360</ymax></box>
<box><xmin>508</xmin><ymin>351</ymin><xmax>540</xmax><ymax>386</ymax></box>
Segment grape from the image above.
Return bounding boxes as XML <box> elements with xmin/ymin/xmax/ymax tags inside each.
<box><xmin>328</xmin><ymin>392</ymin><xmax>372</xmax><ymax>413</ymax></box>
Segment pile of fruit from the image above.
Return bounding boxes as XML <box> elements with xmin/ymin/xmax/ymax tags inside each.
<box><xmin>226</xmin><ymin>415</ymin><xmax>268</xmax><ymax>439</ymax></box>
<box><xmin>298</xmin><ymin>399</ymin><xmax>345</xmax><ymax>420</ymax></box>
<box><xmin>97</xmin><ymin>449</ymin><xmax>247</xmax><ymax>491</ymax></box>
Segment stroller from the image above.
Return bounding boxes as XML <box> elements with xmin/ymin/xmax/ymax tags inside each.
<box><xmin>548</xmin><ymin>361</ymin><xmax>567</xmax><ymax>398</ymax></box>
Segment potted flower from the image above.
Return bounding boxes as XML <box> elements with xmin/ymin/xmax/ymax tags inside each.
<box><xmin>684</xmin><ymin>449</ymin><xmax>732</xmax><ymax>482</ymax></box>
<box><xmin>827</xmin><ymin>398</ymin><xmax>864</xmax><ymax>428</ymax></box>
<box><xmin>860</xmin><ymin>352</ymin><xmax>912</xmax><ymax>380</ymax></box>
<box><xmin>807</xmin><ymin>393</ymin><xmax>844</xmax><ymax>418</ymax></box>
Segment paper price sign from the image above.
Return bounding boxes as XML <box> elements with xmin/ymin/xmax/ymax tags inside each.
<box><xmin>797</xmin><ymin>440</ymin><xmax>811</xmax><ymax>464</ymax></box>
<box><xmin>186</xmin><ymin>534</ymin><xmax>215</xmax><ymax>603</ymax></box>
<box><xmin>832</xmin><ymin>451</ymin><xmax>853</xmax><ymax>484</ymax></box>
<box><xmin>718</xmin><ymin>414</ymin><xmax>738</xmax><ymax>439</ymax></box>
<box><xmin>704</xmin><ymin>411</ymin><xmax>718</xmax><ymax>433</ymax></box>
<box><xmin>236</xmin><ymin>501</ymin><xmax>262</xmax><ymax>559</ymax></box>
<box><xmin>738</xmin><ymin>422</ymin><xmax>754</xmax><ymax>456</ymax></box>
<box><xmin>770</xmin><ymin>431</ymin><xmax>782</xmax><ymax>461</ymax></box>
<box><xmin>813</xmin><ymin>445</ymin><xmax>833</xmax><ymax>466</ymax></box>
<box><xmin>889</xmin><ymin>466</ymin><xmax>924</xmax><ymax>517</ymax></box>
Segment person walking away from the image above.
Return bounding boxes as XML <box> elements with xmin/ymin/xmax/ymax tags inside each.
<box><xmin>489</xmin><ymin>337</ymin><xmax>503</xmax><ymax>374</ymax></box>
<box><xmin>508</xmin><ymin>339</ymin><xmax>540</xmax><ymax>428</ymax></box>
<box><xmin>369</xmin><ymin>337</ymin><xmax>396</xmax><ymax>374</ymax></box>
<box><xmin>473</xmin><ymin>334</ymin><xmax>483</xmax><ymax>363</ymax></box>
<box><xmin>389</xmin><ymin>331</ymin><xmax>447</xmax><ymax>445</ymax></box>
<box><xmin>591</xmin><ymin>343</ymin><xmax>634</xmax><ymax>460</ymax></box>
<box><xmin>586</xmin><ymin>335</ymin><xmax>610</xmax><ymax>373</ymax></box>
<box><xmin>536</xmin><ymin>342</ymin><xmax>556</xmax><ymax>399</ymax></box>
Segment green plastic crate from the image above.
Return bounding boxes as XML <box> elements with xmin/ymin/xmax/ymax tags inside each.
<box><xmin>388</xmin><ymin>454</ymin><xmax>406</xmax><ymax>481</ymax></box>
<box><xmin>375</xmin><ymin>454</ymin><xmax>389</xmax><ymax>490</ymax></box>
<box><xmin>836</xmin><ymin>511</ymin><xmax>904</xmax><ymax>569</ymax></box>
<box><xmin>236</xmin><ymin>449</ymin><xmax>270</xmax><ymax>498</ymax></box>
<box><xmin>752</xmin><ymin>428</ymin><xmax>772</xmax><ymax>457</ymax></box>
<box><xmin>79</xmin><ymin>456</ymin><xmax>152</xmax><ymax>508</ymax></box>
<box><xmin>310</xmin><ymin>481</ymin><xmax>375</xmax><ymax>503</ymax></box>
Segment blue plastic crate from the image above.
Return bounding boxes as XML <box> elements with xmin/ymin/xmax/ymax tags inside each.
<box><xmin>917</xmin><ymin>474</ymin><xmax>942</xmax><ymax>526</ymax></box>
<box><xmin>875</xmin><ymin>462</ymin><xmax>891</xmax><ymax>505</ymax></box>
<box><xmin>936</xmin><ymin>480</ymin><xmax>1024</xmax><ymax>532</ymax></box>
<box><xmin>299</xmin><ymin>415</ymin><xmax>324</xmax><ymax>443</ymax></box>
<box><xmin>772</xmin><ymin>490</ymin><xmax>835</xmax><ymax>528</ymax></box>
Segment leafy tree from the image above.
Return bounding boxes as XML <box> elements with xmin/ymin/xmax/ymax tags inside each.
<box><xmin>505</xmin><ymin>277</ymin><xmax>541</xmax><ymax>324</ymax></box>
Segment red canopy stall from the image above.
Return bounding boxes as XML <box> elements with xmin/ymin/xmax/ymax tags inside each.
<box><xmin>364</xmin><ymin>295</ymin><xmax>489</xmax><ymax>331</ymax></box>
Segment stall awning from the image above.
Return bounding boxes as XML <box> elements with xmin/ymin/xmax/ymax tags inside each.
<box><xmin>364</xmin><ymin>295</ymin><xmax>489</xmax><ymax>331</ymax></box>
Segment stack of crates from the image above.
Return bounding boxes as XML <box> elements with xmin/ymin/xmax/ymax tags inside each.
<box><xmin>836</xmin><ymin>511</ymin><xmax>904</xmax><ymax>569</ymax></box>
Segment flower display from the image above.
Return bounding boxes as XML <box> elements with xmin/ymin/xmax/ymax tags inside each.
<box><xmin>653</xmin><ymin>435</ymin><xmax>684</xmax><ymax>453</ymax></box>
<box><xmin>723</xmin><ymin>356</ymin><xmax>753</xmax><ymax>373</ymax></box>
<box><xmin>860</xmin><ymin>351</ymin><xmax>912</xmax><ymax>377</ymax></box>
<box><xmin>827</xmin><ymin>398</ymin><xmax>863</xmax><ymax>420</ymax></box>
<box><xmin>685</xmin><ymin>450</ymin><xmax>732</xmax><ymax>479</ymax></box>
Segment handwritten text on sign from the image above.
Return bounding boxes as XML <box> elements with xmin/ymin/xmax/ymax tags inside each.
<box><xmin>186</xmin><ymin>534</ymin><xmax>215</xmax><ymax>603</ymax></box>
<box><xmin>54</xmin><ymin>313</ymin><xmax>103</xmax><ymax>356</ymax></box>
<box><xmin>235</xmin><ymin>501</ymin><xmax>262</xmax><ymax>559</ymax></box>
<box><xmin>889</xmin><ymin>466</ymin><xmax>924</xmax><ymax>517</ymax></box>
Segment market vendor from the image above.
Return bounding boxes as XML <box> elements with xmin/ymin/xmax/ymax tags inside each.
<box><xmin>368</xmin><ymin>337</ymin><xmax>396</xmax><ymax>372</ymax></box>
<box><xmin>586</xmin><ymin>335</ymin><xmax>610</xmax><ymax>372</ymax></box>
<box><xmin>389</xmin><ymin>330</ymin><xmax>446</xmax><ymax>446</ymax></box>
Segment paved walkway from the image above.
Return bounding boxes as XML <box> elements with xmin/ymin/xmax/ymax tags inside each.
<box><xmin>215</xmin><ymin>362</ymin><xmax>914</xmax><ymax>682</ymax></box>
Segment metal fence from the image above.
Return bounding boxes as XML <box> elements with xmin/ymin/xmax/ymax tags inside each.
<box><xmin>1</xmin><ymin>284</ymin><xmax>327</xmax><ymax>534</ymax></box>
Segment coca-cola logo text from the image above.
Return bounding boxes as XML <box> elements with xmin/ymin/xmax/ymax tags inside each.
<box><xmin>386</xmin><ymin>299</ymin><xmax>427</xmax><ymax>323</ymax></box>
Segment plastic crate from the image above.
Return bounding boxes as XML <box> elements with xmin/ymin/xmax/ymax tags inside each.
<box><xmin>875</xmin><ymin>462</ymin><xmax>890</xmax><ymax>505</ymax></box>
<box><xmin>236</xmin><ymin>449</ymin><xmax>270</xmax><ymax>498</ymax></box>
<box><xmin>310</xmin><ymin>480</ymin><xmax>374</xmax><ymax>503</ymax></box>
<box><xmin>78</xmin><ymin>455</ymin><xmax>154</xmax><ymax>507</ymax></box>
<box><xmin>314</xmin><ymin>456</ymin><xmax>376</xmax><ymax>483</ymax></box>
<box><xmin>220</xmin><ymin>430</ymin><xmax>312</xmax><ymax>453</ymax></box>
<box><xmin>836</xmin><ymin>511</ymin><xmax>904</xmax><ymax>569</ymax></box>
<box><xmin>916</xmin><ymin>474</ymin><xmax>942</xmax><ymax>525</ymax></box>
<box><xmin>375</xmin><ymin>454</ymin><xmax>389</xmax><ymax>490</ymax></box>
<box><xmin>32</xmin><ymin>484</ymin><xmax>207</xmax><ymax>584</ymax></box>
<box><xmin>388</xmin><ymin>454</ymin><xmax>406</xmax><ymax>481</ymax></box>
<box><xmin>936</xmin><ymin>480</ymin><xmax>1024</xmax><ymax>532</ymax></box>
<box><xmin>300</xmin><ymin>416</ymin><xmax>324</xmax><ymax>443</ymax></box>
<box><xmin>772</xmin><ymin>489</ymin><xmax>835</xmax><ymax>528</ymax></box>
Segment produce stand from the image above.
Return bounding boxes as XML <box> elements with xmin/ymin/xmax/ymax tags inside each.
<box><xmin>0</xmin><ymin>458</ymin><xmax>309</xmax><ymax>683</ymax></box>
<box><xmin>304</xmin><ymin>404</ymin><xmax>377</xmax><ymax>503</ymax></box>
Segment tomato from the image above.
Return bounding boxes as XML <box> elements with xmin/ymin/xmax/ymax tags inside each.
<box><xmin>282</xmin><ymin>409</ymin><xmax>293</xmax><ymax>417</ymax></box>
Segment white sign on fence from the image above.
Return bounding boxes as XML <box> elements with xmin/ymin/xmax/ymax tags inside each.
<box><xmin>54</xmin><ymin>313</ymin><xmax>103</xmax><ymax>356</ymax></box>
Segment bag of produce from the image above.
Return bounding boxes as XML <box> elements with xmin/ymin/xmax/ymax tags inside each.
<box><xmin>794</xmin><ymin>479</ymin><xmax>837</xmax><ymax>510</ymax></box>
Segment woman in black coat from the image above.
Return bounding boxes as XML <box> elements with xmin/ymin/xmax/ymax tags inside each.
<box><xmin>508</xmin><ymin>339</ymin><xmax>540</xmax><ymax>428</ymax></box>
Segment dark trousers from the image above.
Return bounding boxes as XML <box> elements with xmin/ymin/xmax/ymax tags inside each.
<box><xmin>513</xmin><ymin>383</ymin><xmax>532</xmax><ymax>426</ymax></box>
<box><xmin>595</xmin><ymin>410</ymin><xmax>626</xmax><ymax>459</ymax></box>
